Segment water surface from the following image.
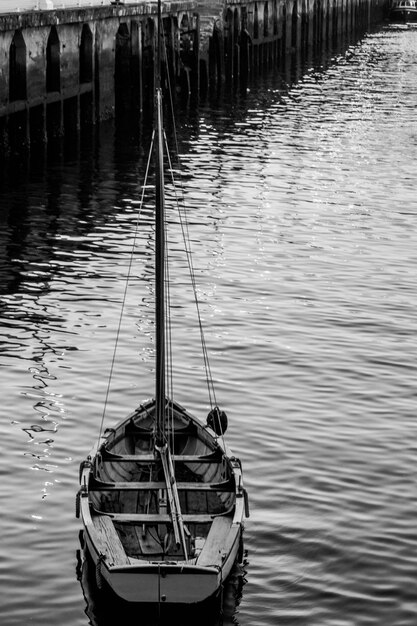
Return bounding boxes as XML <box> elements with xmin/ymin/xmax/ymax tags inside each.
<box><xmin>1</xmin><ymin>24</ymin><xmax>416</xmax><ymax>626</ymax></box>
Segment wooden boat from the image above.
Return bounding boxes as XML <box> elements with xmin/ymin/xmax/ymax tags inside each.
<box><xmin>390</xmin><ymin>0</ymin><xmax>417</xmax><ymax>21</ymax></box>
<box><xmin>77</xmin><ymin>0</ymin><xmax>249</xmax><ymax>606</ymax></box>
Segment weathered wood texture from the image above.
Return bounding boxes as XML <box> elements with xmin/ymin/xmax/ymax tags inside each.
<box><xmin>93</xmin><ymin>514</ymin><xmax>130</xmax><ymax>566</ymax></box>
<box><xmin>197</xmin><ymin>515</ymin><xmax>235</xmax><ymax>567</ymax></box>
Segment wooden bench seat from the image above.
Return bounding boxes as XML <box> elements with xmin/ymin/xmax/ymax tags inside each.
<box><xmin>197</xmin><ymin>515</ymin><xmax>235</xmax><ymax>567</ymax></box>
<box><xmin>100</xmin><ymin>449</ymin><xmax>222</xmax><ymax>464</ymax></box>
<box><xmin>89</xmin><ymin>476</ymin><xmax>234</xmax><ymax>492</ymax></box>
<box><xmin>125</xmin><ymin>425</ymin><xmax>197</xmax><ymax>438</ymax></box>
<box><xmin>93</xmin><ymin>514</ymin><xmax>130</xmax><ymax>566</ymax></box>
<box><xmin>95</xmin><ymin>512</ymin><xmax>217</xmax><ymax>524</ymax></box>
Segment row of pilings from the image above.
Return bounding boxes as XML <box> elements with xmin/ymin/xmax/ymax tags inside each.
<box><xmin>216</xmin><ymin>0</ymin><xmax>387</xmax><ymax>86</ymax></box>
<box><xmin>0</xmin><ymin>0</ymin><xmax>389</xmax><ymax>155</ymax></box>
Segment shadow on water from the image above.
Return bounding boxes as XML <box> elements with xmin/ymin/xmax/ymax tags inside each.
<box><xmin>0</xmin><ymin>24</ymin><xmax>376</xmax><ymax>195</ymax></box>
<box><xmin>76</xmin><ymin>534</ymin><xmax>248</xmax><ymax>626</ymax></box>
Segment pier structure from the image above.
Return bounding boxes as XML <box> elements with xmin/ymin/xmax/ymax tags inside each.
<box><xmin>0</xmin><ymin>3</ymin><xmax>198</xmax><ymax>153</ymax></box>
<box><xmin>0</xmin><ymin>0</ymin><xmax>388</xmax><ymax>152</ymax></box>
<box><xmin>200</xmin><ymin>0</ymin><xmax>387</xmax><ymax>87</ymax></box>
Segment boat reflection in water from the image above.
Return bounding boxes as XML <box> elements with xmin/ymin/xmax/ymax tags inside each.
<box><xmin>76</xmin><ymin>532</ymin><xmax>248</xmax><ymax>626</ymax></box>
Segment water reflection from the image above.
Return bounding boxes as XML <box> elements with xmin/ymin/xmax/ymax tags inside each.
<box><xmin>1</xmin><ymin>23</ymin><xmax>417</xmax><ymax>626</ymax></box>
<box><xmin>76</xmin><ymin>534</ymin><xmax>247</xmax><ymax>626</ymax></box>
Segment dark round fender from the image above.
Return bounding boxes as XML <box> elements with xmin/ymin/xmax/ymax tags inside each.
<box><xmin>95</xmin><ymin>557</ymin><xmax>105</xmax><ymax>590</ymax></box>
<box><xmin>207</xmin><ymin>406</ymin><xmax>228</xmax><ymax>435</ymax></box>
<box><xmin>237</xmin><ymin>528</ymin><xmax>244</xmax><ymax>564</ymax></box>
<box><xmin>75</xmin><ymin>490</ymin><xmax>81</xmax><ymax>519</ymax></box>
<box><xmin>243</xmin><ymin>488</ymin><xmax>250</xmax><ymax>518</ymax></box>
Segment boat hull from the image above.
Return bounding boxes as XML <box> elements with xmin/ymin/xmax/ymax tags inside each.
<box><xmin>83</xmin><ymin>511</ymin><xmax>242</xmax><ymax>603</ymax></box>
<box><xmin>86</xmin><ymin>538</ymin><xmax>239</xmax><ymax>604</ymax></box>
<box><xmin>79</xmin><ymin>399</ymin><xmax>246</xmax><ymax>604</ymax></box>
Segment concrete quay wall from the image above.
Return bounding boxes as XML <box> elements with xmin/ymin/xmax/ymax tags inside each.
<box><xmin>0</xmin><ymin>0</ymin><xmax>389</xmax><ymax>152</ymax></box>
<box><xmin>1</xmin><ymin>3</ymin><xmax>198</xmax><ymax>151</ymax></box>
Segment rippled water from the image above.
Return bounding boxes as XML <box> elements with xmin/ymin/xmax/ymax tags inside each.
<box><xmin>1</xmin><ymin>24</ymin><xmax>417</xmax><ymax>626</ymax></box>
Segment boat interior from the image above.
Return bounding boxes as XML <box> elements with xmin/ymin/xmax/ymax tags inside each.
<box><xmin>87</xmin><ymin>402</ymin><xmax>237</xmax><ymax>562</ymax></box>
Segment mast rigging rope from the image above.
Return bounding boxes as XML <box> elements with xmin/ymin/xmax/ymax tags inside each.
<box><xmin>96</xmin><ymin>132</ymin><xmax>155</xmax><ymax>445</ymax></box>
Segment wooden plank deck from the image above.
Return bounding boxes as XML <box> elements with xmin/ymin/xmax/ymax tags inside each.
<box><xmin>197</xmin><ymin>515</ymin><xmax>234</xmax><ymax>567</ymax></box>
<box><xmin>93</xmin><ymin>514</ymin><xmax>130</xmax><ymax>566</ymax></box>
<box><xmin>101</xmin><ymin>451</ymin><xmax>222</xmax><ymax>463</ymax></box>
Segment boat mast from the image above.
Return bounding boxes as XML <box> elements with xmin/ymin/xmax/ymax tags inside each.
<box><xmin>153</xmin><ymin>3</ymin><xmax>188</xmax><ymax>560</ymax></box>
<box><xmin>155</xmin><ymin>0</ymin><xmax>165</xmax><ymax>445</ymax></box>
